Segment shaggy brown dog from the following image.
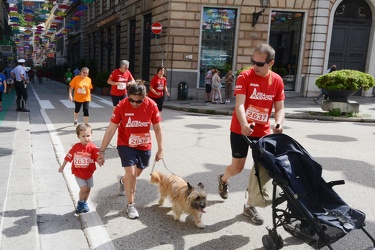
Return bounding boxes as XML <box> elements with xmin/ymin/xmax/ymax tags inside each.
<box><xmin>150</xmin><ymin>171</ymin><xmax>207</xmax><ymax>228</ymax></box>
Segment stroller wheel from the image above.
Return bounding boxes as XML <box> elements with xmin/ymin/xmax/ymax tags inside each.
<box><xmin>276</xmin><ymin>234</ymin><xmax>284</xmax><ymax>249</ymax></box>
<box><xmin>262</xmin><ymin>235</ymin><xmax>276</xmax><ymax>250</ymax></box>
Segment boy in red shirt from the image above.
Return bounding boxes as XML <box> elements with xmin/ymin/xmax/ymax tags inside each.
<box><xmin>59</xmin><ymin>123</ymin><xmax>103</xmax><ymax>213</ymax></box>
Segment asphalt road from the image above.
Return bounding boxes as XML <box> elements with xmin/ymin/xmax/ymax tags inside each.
<box><xmin>7</xmin><ymin>80</ymin><xmax>375</xmax><ymax>249</ymax></box>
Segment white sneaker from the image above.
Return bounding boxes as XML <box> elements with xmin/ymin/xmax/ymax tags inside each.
<box><xmin>117</xmin><ymin>175</ymin><xmax>125</xmax><ymax>196</ymax></box>
<box><xmin>127</xmin><ymin>204</ymin><xmax>139</xmax><ymax>219</ymax></box>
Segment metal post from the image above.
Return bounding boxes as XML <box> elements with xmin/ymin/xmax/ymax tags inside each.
<box><xmin>154</xmin><ymin>34</ymin><xmax>164</xmax><ymax>67</ymax></box>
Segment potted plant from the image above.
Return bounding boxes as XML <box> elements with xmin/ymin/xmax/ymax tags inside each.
<box><xmin>94</xmin><ymin>71</ymin><xmax>111</xmax><ymax>96</ymax></box>
<box><xmin>315</xmin><ymin>70</ymin><xmax>375</xmax><ymax>101</ymax></box>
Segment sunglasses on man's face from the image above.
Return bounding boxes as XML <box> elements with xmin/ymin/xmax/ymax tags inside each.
<box><xmin>129</xmin><ymin>97</ymin><xmax>144</xmax><ymax>104</ymax></box>
<box><xmin>251</xmin><ymin>58</ymin><xmax>272</xmax><ymax>67</ymax></box>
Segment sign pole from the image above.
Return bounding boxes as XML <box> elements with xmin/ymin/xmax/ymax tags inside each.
<box><xmin>151</xmin><ymin>22</ymin><xmax>164</xmax><ymax>67</ymax></box>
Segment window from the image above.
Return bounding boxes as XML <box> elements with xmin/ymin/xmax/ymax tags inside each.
<box><xmin>269</xmin><ymin>11</ymin><xmax>304</xmax><ymax>91</ymax></box>
<box><xmin>199</xmin><ymin>7</ymin><xmax>237</xmax><ymax>87</ymax></box>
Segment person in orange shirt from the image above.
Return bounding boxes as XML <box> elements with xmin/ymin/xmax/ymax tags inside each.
<box><xmin>69</xmin><ymin>67</ymin><xmax>93</xmax><ymax>126</ymax></box>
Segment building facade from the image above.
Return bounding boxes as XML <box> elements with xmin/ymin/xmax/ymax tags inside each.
<box><xmin>60</xmin><ymin>0</ymin><xmax>375</xmax><ymax>99</ymax></box>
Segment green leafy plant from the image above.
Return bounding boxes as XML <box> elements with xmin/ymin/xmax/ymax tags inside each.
<box><xmin>94</xmin><ymin>71</ymin><xmax>110</xmax><ymax>88</ymax></box>
<box><xmin>315</xmin><ymin>69</ymin><xmax>375</xmax><ymax>91</ymax></box>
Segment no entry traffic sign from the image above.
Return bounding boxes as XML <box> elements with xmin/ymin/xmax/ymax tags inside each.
<box><xmin>151</xmin><ymin>22</ymin><xmax>162</xmax><ymax>35</ymax></box>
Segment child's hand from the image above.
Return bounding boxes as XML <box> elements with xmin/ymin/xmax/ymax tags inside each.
<box><xmin>97</xmin><ymin>158</ymin><xmax>104</xmax><ymax>166</ymax></box>
<box><xmin>58</xmin><ymin>166</ymin><xmax>64</xmax><ymax>173</ymax></box>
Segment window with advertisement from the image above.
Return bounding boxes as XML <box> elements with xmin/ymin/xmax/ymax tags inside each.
<box><xmin>199</xmin><ymin>7</ymin><xmax>237</xmax><ymax>87</ymax></box>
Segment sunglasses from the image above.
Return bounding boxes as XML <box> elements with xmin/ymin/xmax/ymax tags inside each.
<box><xmin>251</xmin><ymin>58</ymin><xmax>272</xmax><ymax>67</ymax></box>
<box><xmin>129</xmin><ymin>97</ymin><xmax>144</xmax><ymax>104</ymax></box>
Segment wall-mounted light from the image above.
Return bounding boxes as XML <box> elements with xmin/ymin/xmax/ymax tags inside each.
<box><xmin>252</xmin><ymin>0</ymin><xmax>270</xmax><ymax>27</ymax></box>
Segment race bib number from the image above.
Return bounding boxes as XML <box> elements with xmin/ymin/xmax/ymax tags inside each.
<box><xmin>67</xmin><ymin>78</ymin><xmax>71</xmax><ymax>81</ymax></box>
<box><xmin>77</xmin><ymin>87</ymin><xmax>86</xmax><ymax>94</ymax></box>
<box><xmin>129</xmin><ymin>133</ymin><xmax>151</xmax><ymax>147</ymax></box>
<box><xmin>73</xmin><ymin>152</ymin><xmax>92</xmax><ymax>168</ymax></box>
<box><xmin>245</xmin><ymin>105</ymin><xmax>269</xmax><ymax>124</ymax></box>
<box><xmin>117</xmin><ymin>82</ymin><xmax>126</xmax><ymax>90</ymax></box>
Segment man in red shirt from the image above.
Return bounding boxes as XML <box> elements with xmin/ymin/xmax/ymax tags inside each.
<box><xmin>98</xmin><ymin>82</ymin><xmax>164</xmax><ymax>219</ymax></box>
<box><xmin>218</xmin><ymin>43</ymin><xmax>285</xmax><ymax>225</ymax></box>
<box><xmin>107</xmin><ymin>60</ymin><xmax>135</xmax><ymax>110</ymax></box>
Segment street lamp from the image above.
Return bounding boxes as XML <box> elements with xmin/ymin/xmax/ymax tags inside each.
<box><xmin>252</xmin><ymin>0</ymin><xmax>270</xmax><ymax>27</ymax></box>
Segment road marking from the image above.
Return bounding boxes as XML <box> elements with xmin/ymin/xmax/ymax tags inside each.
<box><xmin>60</xmin><ymin>100</ymin><xmax>75</xmax><ymax>108</ymax></box>
<box><xmin>98</xmin><ymin>99</ymin><xmax>113</xmax><ymax>106</ymax></box>
<box><xmin>89</xmin><ymin>102</ymin><xmax>104</xmax><ymax>108</ymax></box>
<box><xmin>60</xmin><ymin>100</ymin><xmax>104</xmax><ymax>108</ymax></box>
<box><xmin>39</xmin><ymin>100</ymin><xmax>55</xmax><ymax>109</ymax></box>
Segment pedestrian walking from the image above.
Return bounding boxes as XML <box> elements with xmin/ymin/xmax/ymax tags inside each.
<box><xmin>223</xmin><ymin>70</ymin><xmax>235</xmax><ymax>103</ymax></box>
<box><xmin>107</xmin><ymin>60</ymin><xmax>135</xmax><ymax>110</ymax></box>
<box><xmin>211</xmin><ymin>70</ymin><xmax>224</xmax><ymax>104</ymax></box>
<box><xmin>36</xmin><ymin>69</ymin><xmax>43</xmax><ymax>84</ymax></box>
<box><xmin>205</xmin><ymin>67</ymin><xmax>216</xmax><ymax>103</ymax></box>
<box><xmin>74</xmin><ymin>67</ymin><xmax>80</xmax><ymax>76</ymax></box>
<box><xmin>68</xmin><ymin>67</ymin><xmax>93</xmax><ymax>126</ymax></box>
<box><xmin>314</xmin><ymin>65</ymin><xmax>337</xmax><ymax>104</ymax></box>
<box><xmin>3</xmin><ymin>64</ymin><xmax>13</xmax><ymax>94</ymax></box>
<box><xmin>58</xmin><ymin>123</ymin><xmax>103</xmax><ymax>213</ymax></box>
<box><xmin>10</xmin><ymin>59</ymin><xmax>30</xmax><ymax>112</ymax></box>
<box><xmin>147</xmin><ymin>66</ymin><xmax>170</xmax><ymax>116</ymax></box>
<box><xmin>27</xmin><ymin>68</ymin><xmax>35</xmax><ymax>83</ymax></box>
<box><xmin>0</xmin><ymin>68</ymin><xmax>7</xmax><ymax>111</ymax></box>
<box><xmin>218</xmin><ymin>43</ymin><xmax>285</xmax><ymax>225</ymax></box>
<box><xmin>64</xmin><ymin>68</ymin><xmax>73</xmax><ymax>93</ymax></box>
<box><xmin>98</xmin><ymin>82</ymin><xmax>164</xmax><ymax>219</ymax></box>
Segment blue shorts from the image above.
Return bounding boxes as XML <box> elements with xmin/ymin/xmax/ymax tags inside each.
<box><xmin>117</xmin><ymin>146</ymin><xmax>151</xmax><ymax>169</ymax></box>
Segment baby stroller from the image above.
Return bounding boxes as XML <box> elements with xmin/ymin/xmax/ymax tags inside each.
<box><xmin>244</xmin><ymin>133</ymin><xmax>375</xmax><ymax>250</ymax></box>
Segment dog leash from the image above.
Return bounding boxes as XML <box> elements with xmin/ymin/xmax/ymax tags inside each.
<box><xmin>150</xmin><ymin>158</ymin><xmax>176</xmax><ymax>176</ymax></box>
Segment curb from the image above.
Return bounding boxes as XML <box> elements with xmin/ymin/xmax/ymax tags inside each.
<box><xmin>163</xmin><ymin>105</ymin><xmax>375</xmax><ymax>123</ymax></box>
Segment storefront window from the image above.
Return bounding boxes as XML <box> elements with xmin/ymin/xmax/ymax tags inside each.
<box><xmin>269</xmin><ymin>11</ymin><xmax>304</xmax><ymax>91</ymax></box>
<box><xmin>199</xmin><ymin>7</ymin><xmax>237</xmax><ymax>87</ymax></box>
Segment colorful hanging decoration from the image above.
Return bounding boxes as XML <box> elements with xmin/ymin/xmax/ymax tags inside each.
<box><xmin>77</xmin><ymin>5</ymin><xmax>88</xmax><ymax>11</ymax></box>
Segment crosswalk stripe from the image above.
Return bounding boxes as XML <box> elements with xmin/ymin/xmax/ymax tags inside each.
<box><xmin>89</xmin><ymin>102</ymin><xmax>104</xmax><ymax>108</ymax></box>
<box><xmin>60</xmin><ymin>100</ymin><xmax>75</xmax><ymax>108</ymax></box>
<box><xmin>98</xmin><ymin>99</ymin><xmax>113</xmax><ymax>106</ymax></box>
<box><xmin>39</xmin><ymin>100</ymin><xmax>55</xmax><ymax>109</ymax></box>
<box><xmin>60</xmin><ymin>100</ymin><xmax>104</xmax><ymax>108</ymax></box>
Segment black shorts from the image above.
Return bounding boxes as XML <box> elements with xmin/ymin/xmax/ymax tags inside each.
<box><xmin>111</xmin><ymin>94</ymin><xmax>127</xmax><ymax>107</ymax></box>
<box><xmin>230</xmin><ymin>132</ymin><xmax>260</xmax><ymax>158</ymax></box>
<box><xmin>205</xmin><ymin>84</ymin><xmax>212</xmax><ymax>93</ymax></box>
<box><xmin>149</xmin><ymin>96</ymin><xmax>164</xmax><ymax>111</ymax></box>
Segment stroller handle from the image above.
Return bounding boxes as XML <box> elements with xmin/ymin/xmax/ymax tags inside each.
<box><xmin>242</xmin><ymin>123</ymin><xmax>281</xmax><ymax>147</ymax></box>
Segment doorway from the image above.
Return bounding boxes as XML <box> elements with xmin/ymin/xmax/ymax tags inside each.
<box><xmin>329</xmin><ymin>0</ymin><xmax>371</xmax><ymax>71</ymax></box>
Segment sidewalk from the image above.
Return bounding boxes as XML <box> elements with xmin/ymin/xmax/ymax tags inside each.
<box><xmin>0</xmin><ymin>83</ymin><xmax>91</xmax><ymax>250</ymax></box>
<box><xmin>163</xmin><ymin>95</ymin><xmax>375</xmax><ymax>122</ymax></box>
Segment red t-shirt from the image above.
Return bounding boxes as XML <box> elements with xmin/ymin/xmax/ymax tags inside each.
<box><xmin>64</xmin><ymin>142</ymin><xmax>99</xmax><ymax>179</ymax></box>
<box><xmin>230</xmin><ymin>68</ymin><xmax>285</xmax><ymax>138</ymax></box>
<box><xmin>111</xmin><ymin>97</ymin><xmax>161</xmax><ymax>150</ymax></box>
<box><xmin>148</xmin><ymin>75</ymin><xmax>167</xmax><ymax>98</ymax></box>
<box><xmin>109</xmin><ymin>69</ymin><xmax>134</xmax><ymax>96</ymax></box>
